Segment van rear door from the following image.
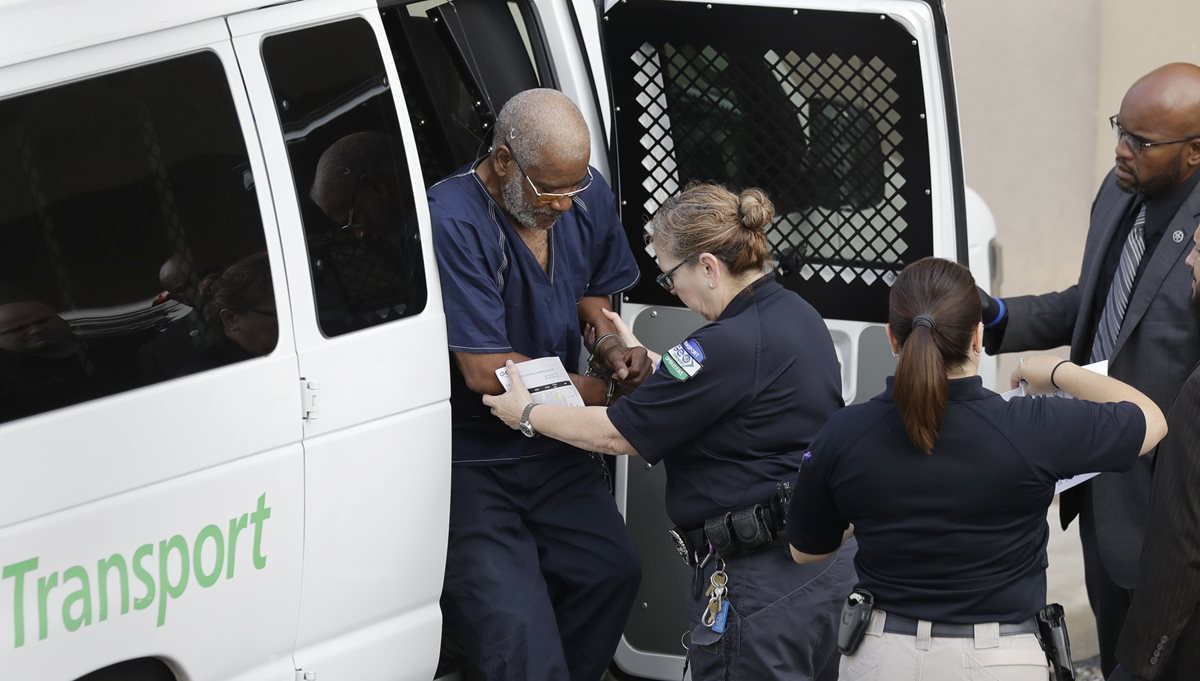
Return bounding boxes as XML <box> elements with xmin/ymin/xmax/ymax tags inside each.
<box><xmin>563</xmin><ymin>1</ymin><xmax>970</xmax><ymax>677</ymax></box>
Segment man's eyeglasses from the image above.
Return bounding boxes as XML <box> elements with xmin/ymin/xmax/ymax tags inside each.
<box><xmin>505</xmin><ymin>143</ymin><xmax>594</xmax><ymax>205</ymax></box>
<box><xmin>1110</xmin><ymin>115</ymin><xmax>1200</xmax><ymax>154</ymax></box>
<box><xmin>656</xmin><ymin>258</ymin><xmax>691</xmax><ymax>292</ymax></box>
<box><xmin>340</xmin><ymin>172</ymin><xmax>367</xmax><ymax>232</ymax></box>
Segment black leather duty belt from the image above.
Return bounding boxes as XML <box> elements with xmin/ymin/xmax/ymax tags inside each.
<box><xmin>882</xmin><ymin>614</ymin><xmax>1040</xmax><ymax>639</ymax></box>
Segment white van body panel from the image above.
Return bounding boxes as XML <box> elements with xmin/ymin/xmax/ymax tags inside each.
<box><xmin>0</xmin><ymin>451</ymin><xmax>304</xmax><ymax>681</ymax></box>
<box><xmin>0</xmin><ymin>16</ymin><xmax>311</xmax><ymax>681</ymax></box>
<box><xmin>0</xmin><ymin>0</ymin><xmax>280</xmax><ymax>69</ymax></box>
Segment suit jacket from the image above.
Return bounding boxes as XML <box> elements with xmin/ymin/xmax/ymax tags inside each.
<box><xmin>992</xmin><ymin>169</ymin><xmax>1200</xmax><ymax>587</ymax></box>
<box><xmin>1116</xmin><ymin>365</ymin><xmax>1200</xmax><ymax>680</ymax></box>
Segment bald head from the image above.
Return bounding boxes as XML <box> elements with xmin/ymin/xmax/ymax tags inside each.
<box><xmin>310</xmin><ymin>132</ymin><xmax>399</xmax><ymax>225</ymax></box>
<box><xmin>1125</xmin><ymin>63</ymin><xmax>1200</xmax><ymax>131</ymax></box>
<box><xmin>495</xmin><ymin>89</ymin><xmax>590</xmax><ymax>166</ymax></box>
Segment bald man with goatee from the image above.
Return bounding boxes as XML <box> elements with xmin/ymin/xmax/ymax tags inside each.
<box><xmin>428</xmin><ymin>89</ymin><xmax>649</xmax><ymax>680</ymax></box>
<box><xmin>979</xmin><ymin>63</ymin><xmax>1200</xmax><ymax>677</ymax></box>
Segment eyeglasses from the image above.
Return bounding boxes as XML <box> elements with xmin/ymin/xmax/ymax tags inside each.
<box><xmin>340</xmin><ymin>172</ymin><xmax>367</xmax><ymax>232</ymax></box>
<box><xmin>1110</xmin><ymin>115</ymin><xmax>1200</xmax><ymax>154</ymax></box>
<box><xmin>656</xmin><ymin>258</ymin><xmax>691</xmax><ymax>292</ymax></box>
<box><xmin>504</xmin><ymin>142</ymin><xmax>594</xmax><ymax>205</ymax></box>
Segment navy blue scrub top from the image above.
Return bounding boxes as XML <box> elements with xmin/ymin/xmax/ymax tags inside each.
<box><xmin>788</xmin><ymin>376</ymin><xmax>1146</xmax><ymax>623</ymax></box>
<box><xmin>429</xmin><ymin>161</ymin><xmax>639</xmax><ymax>465</ymax></box>
<box><xmin>608</xmin><ymin>275</ymin><xmax>843</xmax><ymax>529</ymax></box>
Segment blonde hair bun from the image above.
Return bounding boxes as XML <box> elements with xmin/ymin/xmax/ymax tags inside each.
<box><xmin>737</xmin><ymin>187</ymin><xmax>774</xmax><ymax>233</ymax></box>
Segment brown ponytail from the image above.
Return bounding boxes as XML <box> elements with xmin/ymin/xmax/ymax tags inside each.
<box><xmin>889</xmin><ymin>258</ymin><xmax>981</xmax><ymax>453</ymax></box>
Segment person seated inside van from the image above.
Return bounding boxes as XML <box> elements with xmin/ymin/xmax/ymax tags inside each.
<box><xmin>0</xmin><ymin>297</ymin><xmax>110</xmax><ymax>422</ymax></box>
<box><xmin>176</xmin><ymin>253</ymin><xmax>277</xmax><ymax>376</ymax></box>
<box><xmin>139</xmin><ymin>252</ymin><xmax>217</xmax><ymax>383</ymax></box>
<box><xmin>308</xmin><ymin>131</ymin><xmax>425</xmax><ymax>333</ymax></box>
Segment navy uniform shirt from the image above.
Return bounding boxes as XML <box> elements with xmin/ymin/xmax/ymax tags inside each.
<box><xmin>788</xmin><ymin>376</ymin><xmax>1146</xmax><ymax>623</ymax></box>
<box><xmin>429</xmin><ymin>162</ymin><xmax>639</xmax><ymax>465</ymax></box>
<box><xmin>608</xmin><ymin>275</ymin><xmax>843</xmax><ymax>529</ymax></box>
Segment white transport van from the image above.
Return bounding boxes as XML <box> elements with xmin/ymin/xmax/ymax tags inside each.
<box><xmin>0</xmin><ymin>0</ymin><xmax>995</xmax><ymax>679</ymax></box>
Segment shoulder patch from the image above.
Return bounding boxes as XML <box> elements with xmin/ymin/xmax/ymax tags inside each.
<box><xmin>663</xmin><ymin>340</ymin><xmax>704</xmax><ymax>381</ymax></box>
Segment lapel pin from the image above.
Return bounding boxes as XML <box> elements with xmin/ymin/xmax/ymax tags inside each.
<box><xmin>1173</xmin><ymin>230</ymin><xmax>1186</xmax><ymax>243</ymax></box>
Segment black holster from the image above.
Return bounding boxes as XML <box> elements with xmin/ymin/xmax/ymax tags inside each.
<box><xmin>1034</xmin><ymin>603</ymin><xmax>1076</xmax><ymax>681</ymax></box>
<box><xmin>671</xmin><ymin>482</ymin><xmax>792</xmax><ymax>564</ymax></box>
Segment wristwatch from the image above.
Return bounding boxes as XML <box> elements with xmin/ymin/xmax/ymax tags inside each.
<box><xmin>518</xmin><ymin>402</ymin><xmax>537</xmax><ymax>438</ymax></box>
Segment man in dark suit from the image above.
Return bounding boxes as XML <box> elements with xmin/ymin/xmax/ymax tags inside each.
<box><xmin>1110</xmin><ymin>221</ymin><xmax>1200</xmax><ymax>680</ymax></box>
<box><xmin>980</xmin><ymin>62</ymin><xmax>1200</xmax><ymax>676</ymax></box>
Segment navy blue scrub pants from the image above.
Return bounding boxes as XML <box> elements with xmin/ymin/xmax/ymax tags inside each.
<box><xmin>687</xmin><ymin>537</ymin><xmax>858</xmax><ymax>680</ymax></box>
<box><xmin>441</xmin><ymin>452</ymin><xmax>641</xmax><ymax>681</ymax></box>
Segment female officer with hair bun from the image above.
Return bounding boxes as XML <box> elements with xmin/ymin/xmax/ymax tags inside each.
<box><xmin>788</xmin><ymin>257</ymin><xmax>1167</xmax><ymax>681</ymax></box>
<box><xmin>484</xmin><ymin>182</ymin><xmax>857</xmax><ymax>679</ymax></box>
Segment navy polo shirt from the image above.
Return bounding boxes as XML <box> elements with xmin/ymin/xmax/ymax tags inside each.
<box><xmin>608</xmin><ymin>275</ymin><xmax>843</xmax><ymax>529</ymax></box>
<box><xmin>429</xmin><ymin>161</ymin><xmax>639</xmax><ymax>465</ymax></box>
<box><xmin>788</xmin><ymin>376</ymin><xmax>1146</xmax><ymax>623</ymax></box>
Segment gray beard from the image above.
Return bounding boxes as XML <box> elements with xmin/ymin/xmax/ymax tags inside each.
<box><xmin>502</xmin><ymin>173</ymin><xmax>558</xmax><ymax>231</ymax></box>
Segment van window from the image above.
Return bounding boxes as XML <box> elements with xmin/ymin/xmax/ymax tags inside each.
<box><xmin>604</xmin><ymin>2</ymin><xmax>933</xmax><ymax>323</ymax></box>
<box><xmin>262</xmin><ymin>18</ymin><xmax>427</xmax><ymax>337</ymax></box>
<box><xmin>0</xmin><ymin>51</ymin><xmax>276</xmax><ymax>424</ymax></box>
<box><xmin>380</xmin><ymin>0</ymin><xmax>552</xmax><ymax>185</ymax></box>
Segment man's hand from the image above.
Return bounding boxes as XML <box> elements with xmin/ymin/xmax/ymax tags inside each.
<box><xmin>598</xmin><ymin>341</ymin><xmax>652</xmax><ymax>386</ymax></box>
<box><xmin>482</xmin><ymin>360</ymin><xmax>532</xmax><ymax>430</ymax></box>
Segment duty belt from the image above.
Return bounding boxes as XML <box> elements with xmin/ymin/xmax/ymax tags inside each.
<box><xmin>668</xmin><ymin>481</ymin><xmax>792</xmax><ymax>567</ymax></box>
<box><xmin>882</xmin><ymin>613</ymin><xmax>1040</xmax><ymax>639</ymax></box>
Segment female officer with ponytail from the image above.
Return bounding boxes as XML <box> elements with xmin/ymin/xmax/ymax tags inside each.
<box><xmin>787</xmin><ymin>257</ymin><xmax>1167</xmax><ymax>681</ymax></box>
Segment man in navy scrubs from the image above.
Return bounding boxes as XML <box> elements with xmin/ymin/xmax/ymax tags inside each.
<box><xmin>429</xmin><ymin>88</ymin><xmax>650</xmax><ymax>680</ymax></box>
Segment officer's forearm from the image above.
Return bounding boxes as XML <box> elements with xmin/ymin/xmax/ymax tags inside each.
<box><xmin>528</xmin><ymin>404</ymin><xmax>638</xmax><ymax>456</ymax></box>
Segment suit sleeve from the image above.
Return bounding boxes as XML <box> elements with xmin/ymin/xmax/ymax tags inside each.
<box><xmin>991</xmin><ymin>286</ymin><xmax>1081</xmax><ymax>354</ymax></box>
<box><xmin>1117</xmin><ymin>375</ymin><xmax>1200</xmax><ymax>679</ymax></box>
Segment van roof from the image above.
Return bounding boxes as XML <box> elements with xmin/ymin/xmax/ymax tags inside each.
<box><xmin>0</xmin><ymin>0</ymin><xmax>293</xmax><ymax>70</ymax></box>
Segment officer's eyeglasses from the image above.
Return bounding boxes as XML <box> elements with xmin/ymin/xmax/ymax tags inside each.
<box><xmin>656</xmin><ymin>258</ymin><xmax>691</xmax><ymax>292</ymax></box>
<box><xmin>1110</xmin><ymin>115</ymin><xmax>1200</xmax><ymax>155</ymax></box>
<box><xmin>505</xmin><ymin>143</ymin><xmax>594</xmax><ymax>205</ymax></box>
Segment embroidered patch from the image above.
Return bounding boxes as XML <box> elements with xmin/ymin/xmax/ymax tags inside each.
<box><xmin>663</xmin><ymin>341</ymin><xmax>703</xmax><ymax>381</ymax></box>
<box><xmin>682</xmin><ymin>339</ymin><xmax>706</xmax><ymax>362</ymax></box>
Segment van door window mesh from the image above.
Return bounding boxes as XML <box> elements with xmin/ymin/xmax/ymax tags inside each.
<box><xmin>0</xmin><ymin>51</ymin><xmax>275</xmax><ymax>424</ymax></box>
<box><xmin>606</xmin><ymin>2</ymin><xmax>932</xmax><ymax>321</ymax></box>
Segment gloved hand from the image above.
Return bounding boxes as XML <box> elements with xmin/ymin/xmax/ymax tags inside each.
<box><xmin>977</xmin><ymin>286</ymin><xmax>1005</xmax><ymax>327</ymax></box>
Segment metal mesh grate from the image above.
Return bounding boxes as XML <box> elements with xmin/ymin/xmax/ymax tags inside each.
<box><xmin>630</xmin><ymin>42</ymin><xmax>910</xmax><ymax>288</ymax></box>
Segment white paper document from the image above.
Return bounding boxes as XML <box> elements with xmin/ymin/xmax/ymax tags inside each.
<box><xmin>496</xmin><ymin>357</ymin><xmax>585</xmax><ymax>408</ymax></box>
<box><xmin>1000</xmin><ymin>360</ymin><xmax>1108</xmax><ymax>495</ymax></box>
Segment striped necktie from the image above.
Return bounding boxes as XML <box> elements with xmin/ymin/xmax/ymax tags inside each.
<box><xmin>1089</xmin><ymin>203</ymin><xmax>1147</xmax><ymax>363</ymax></box>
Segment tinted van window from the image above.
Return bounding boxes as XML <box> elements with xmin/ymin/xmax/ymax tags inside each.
<box><xmin>262</xmin><ymin>18</ymin><xmax>427</xmax><ymax>337</ymax></box>
<box><xmin>0</xmin><ymin>51</ymin><xmax>276</xmax><ymax>424</ymax></box>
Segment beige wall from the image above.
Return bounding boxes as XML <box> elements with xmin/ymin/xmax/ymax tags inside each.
<box><xmin>944</xmin><ymin>0</ymin><xmax>1200</xmax><ymax>662</ymax></box>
